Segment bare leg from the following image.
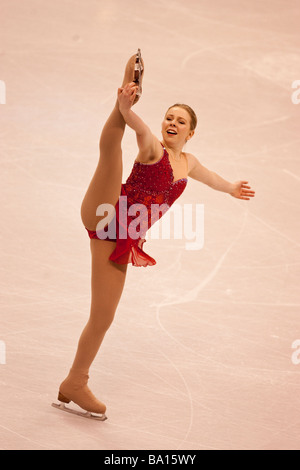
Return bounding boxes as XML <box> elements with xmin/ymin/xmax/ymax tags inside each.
<box><xmin>58</xmin><ymin>240</ymin><xmax>127</xmax><ymax>414</ymax></box>
<box><xmin>80</xmin><ymin>103</ymin><xmax>125</xmax><ymax>231</ymax></box>
<box><xmin>71</xmin><ymin>240</ymin><xmax>128</xmax><ymax>372</ymax></box>
<box><xmin>81</xmin><ymin>54</ymin><xmax>143</xmax><ymax>231</ymax></box>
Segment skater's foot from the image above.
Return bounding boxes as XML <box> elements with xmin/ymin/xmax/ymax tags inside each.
<box><xmin>58</xmin><ymin>369</ymin><xmax>106</xmax><ymax>415</ymax></box>
<box><xmin>121</xmin><ymin>49</ymin><xmax>144</xmax><ymax>103</ymax></box>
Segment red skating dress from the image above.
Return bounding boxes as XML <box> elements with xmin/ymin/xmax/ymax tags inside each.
<box><xmin>86</xmin><ymin>145</ymin><xmax>188</xmax><ymax>267</ymax></box>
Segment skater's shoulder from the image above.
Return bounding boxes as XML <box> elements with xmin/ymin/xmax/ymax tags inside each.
<box><xmin>185</xmin><ymin>152</ymin><xmax>198</xmax><ymax>172</ymax></box>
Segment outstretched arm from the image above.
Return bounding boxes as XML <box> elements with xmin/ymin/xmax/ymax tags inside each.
<box><xmin>188</xmin><ymin>154</ymin><xmax>255</xmax><ymax>200</ymax></box>
<box><xmin>117</xmin><ymin>83</ymin><xmax>156</xmax><ymax>159</ymax></box>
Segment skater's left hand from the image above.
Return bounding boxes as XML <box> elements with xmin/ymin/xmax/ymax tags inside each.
<box><xmin>230</xmin><ymin>181</ymin><xmax>255</xmax><ymax>200</ymax></box>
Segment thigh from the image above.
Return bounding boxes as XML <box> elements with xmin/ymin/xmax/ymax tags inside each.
<box><xmin>81</xmin><ymin>154</ymin><xmax>123</xmax><ymax>231</ymax></box>
<box><xmin>90</xmin><ymin>239</ymin><xmax>128</xmax><ymax>316</ymax></box>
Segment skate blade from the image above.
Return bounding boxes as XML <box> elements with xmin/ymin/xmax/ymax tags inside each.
<box><xmin>134</xmin><ymin>48</ymin><xmax>143</xmax><ymax>97</ymax></box>
<box><xmin>51</xmin><ymin>402</ymin><xmax>107</xmax><ymax>421</ymax></box>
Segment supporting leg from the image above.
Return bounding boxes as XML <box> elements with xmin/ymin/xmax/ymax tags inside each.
<box><xmin>56</xmin><ymin>240</ymin><xmax>127</xmax><ymax>415</ymax></box>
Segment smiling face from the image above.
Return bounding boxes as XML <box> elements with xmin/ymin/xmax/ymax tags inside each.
<box><xmin>161</xmin><ymin>106</ymin><xmax>195</xmax><ymax>147</ymax></box>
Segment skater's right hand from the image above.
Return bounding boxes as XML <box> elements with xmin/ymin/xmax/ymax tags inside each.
<box><xmin>118</xmin><ymin>82</ymin><xmax>138</xmax><ymax>113</ymax></box>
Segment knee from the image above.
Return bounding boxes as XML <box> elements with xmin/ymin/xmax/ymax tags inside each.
<box><xmin>99</xmin><ymin>141</ymin><xmax>122</xmax><ymax>162</ymax></box>
<box><xmin>89</xmin><ymin>308</ymin><xmax>116</xmax><ymax>335</ymax></box>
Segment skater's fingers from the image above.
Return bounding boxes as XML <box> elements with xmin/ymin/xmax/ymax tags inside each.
<box><xmin>130</xmin><ymin>86</ymin><xmax>137</xmax><ymax>95</ymax></box>
<box><xmin>123</xmin><ymin>82</ymin><xmax>136</xmax><ymax>90</ymax></box>
<box><xmin>124</xmin><ymin>84</ymin><xmax>133</xmax><ymax>94</ymax></box>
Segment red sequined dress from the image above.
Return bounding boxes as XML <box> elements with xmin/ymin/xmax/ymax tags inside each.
<box><xmin>86</xmin><ymin>145</ymin><xmax>188</xmax><ymax>267</ymax></box>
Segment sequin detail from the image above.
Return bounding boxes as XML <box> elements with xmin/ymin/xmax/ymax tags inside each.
<box><xmin>87</xmin><ymin>146</ymin><xmax>187</xmax><ymax>267</ymax></box>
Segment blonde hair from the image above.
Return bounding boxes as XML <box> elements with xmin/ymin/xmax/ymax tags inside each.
<box><xmin>167</xmin><ymin>104</ymin><xmax>197</xmax><ymax>131</ymax></box>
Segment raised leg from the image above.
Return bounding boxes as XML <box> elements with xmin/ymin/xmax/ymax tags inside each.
<box><xmin>81</xmin><ymin>53</ymin><xmax>144</xmax><ymax>231</ymax></box>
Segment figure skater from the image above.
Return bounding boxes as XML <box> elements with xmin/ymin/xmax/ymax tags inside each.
<box><xmin>52</xmin><ymin>50</ymin><xmax>255</xmax><ymax>420</ymax></box>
